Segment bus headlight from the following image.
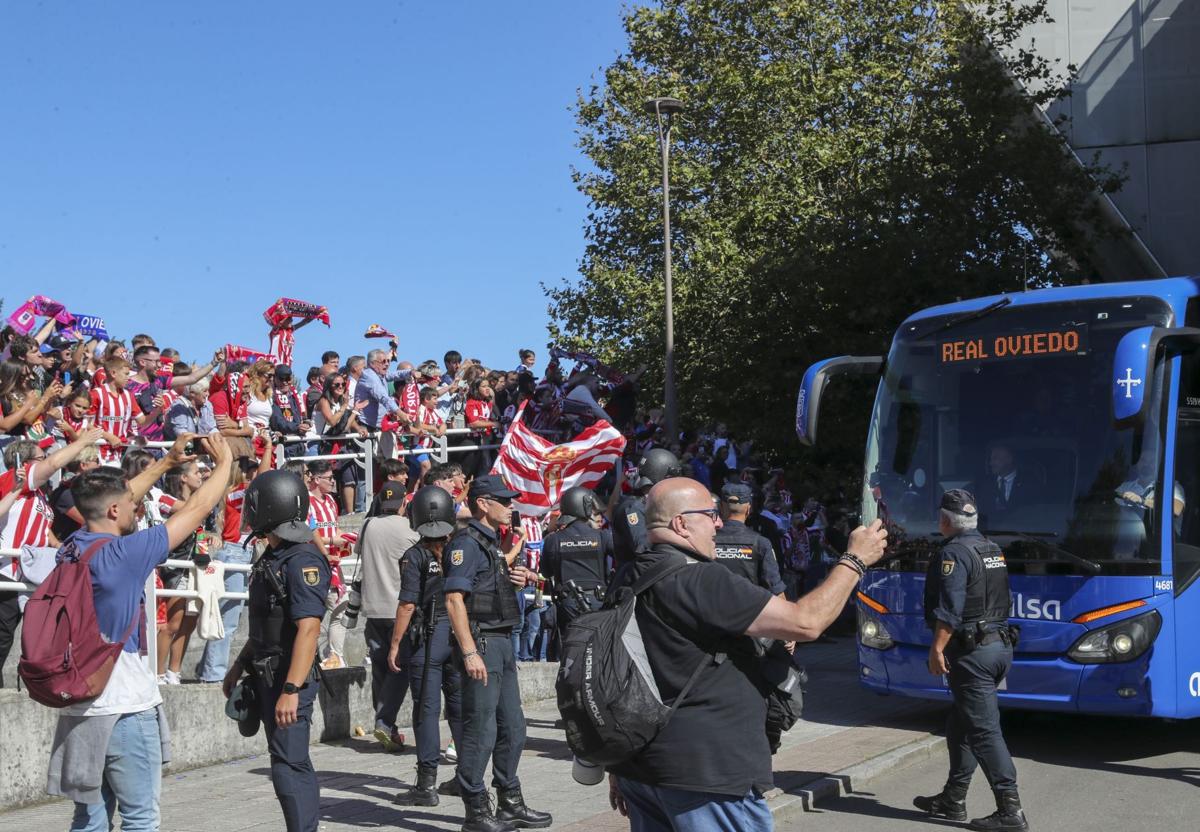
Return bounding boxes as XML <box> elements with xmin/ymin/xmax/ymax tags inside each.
<box><xmin>1067</xmin><ymin>610</ymin><xmax>1161</xmax><ymax>664</ymax></box>
<box><xmin>857</xmin><ymin>607</ymin><xmax>894</xmax><ymax>650</ymax></box>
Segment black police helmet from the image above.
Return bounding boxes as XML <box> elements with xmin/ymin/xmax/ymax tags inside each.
<box><xmin>559</xmin><ymin>486</ymin><xmax>601</xmax><ymax>523</ymax></box>
<box><xmin>634</xmin><ymin>448</ymin><xmax>682</xmax><ymax>491</ymax></box>
<box><xmin>243</xmin><ymin>470</ymin><xmax>311</xmax><ymax>544</ymax></box>
<box><xmin>410</xmin><ymin>485</ymin><xmax>457</xmax><ymax>538</ymax></box>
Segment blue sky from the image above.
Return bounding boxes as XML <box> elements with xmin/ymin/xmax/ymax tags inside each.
<box><xmin>0</xmin><ymin>2</ymin><xmax>629</xmax><ymax>375</ymax></box>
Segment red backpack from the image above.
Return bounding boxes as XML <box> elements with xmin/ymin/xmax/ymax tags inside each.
<box><xmin>18</xmin><ymin>538</ymin><xmax>141</xmax><ymax>708</ymax></box>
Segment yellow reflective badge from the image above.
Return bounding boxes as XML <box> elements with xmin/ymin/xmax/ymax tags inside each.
<box><xmin>302</xmin><ymin>567</ymin><xmax>320</xmax><ymax>586</ymax></box>
<box><xmin>451</xmin><ymin>549</ymin><xmax>465</xmax><ymax>566</ymax></box>
<box><xmin>941</xmin><ymin>561</ymin><xmax>955</xmax><ymax>576</ymax></box>
<box><xmin>627</xmin><ymin>512</ymin><xmax>640</xmax><ymax>526</ymax></box>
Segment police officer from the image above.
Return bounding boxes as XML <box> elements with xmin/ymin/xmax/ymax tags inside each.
<box><xmin>611</xmin><ymin>447</ymin><xmax>680</xmax><ymax>565</ymax></box>
<box><xmin>389</xmin><ymin>485</ymin><xmax>464</xmax><ymax>807</ymax></box>
<box><xmin>914</xmin><ymin>489</ymin><xmax>1028</xmax><ymax>832</ymax></box>
<box><xmin>443</xmin><ymin>475</ymin><xmax>552</xmax><ymax>832</ymax></box>
<box><xmin>223</xmin><ymin>470</ymin><xmax>331</xmax><ymax>832</ymax></box>
<box><xmin>542</xmin><ymin>485</ymin><xmax>614</xmax><ymax>633</ymax></box>
<box><xmin>713</xmin><ymin>482</ymin><xmax>787</xmax><ymax>595</ymax></box>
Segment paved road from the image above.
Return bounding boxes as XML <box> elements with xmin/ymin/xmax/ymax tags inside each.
<box><xmin>810</xmin><ymin>709</ymin><xmax>1200</xmax><ymax>831</ymax></box>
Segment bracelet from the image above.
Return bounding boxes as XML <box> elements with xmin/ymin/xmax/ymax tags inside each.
<box><xmin>836</xmin><ymin>556</ymin><xmax>865</xmax><ymax>578</ymax></box>
<box><xmin>461</xmin><ymin>650</ymin><xmax>479</xmax><ymax>660</ymax></box>
<box><xmin>841</xmin><ymin>552</ymin><xmax>868</xmax><ymax>574</ymax></box>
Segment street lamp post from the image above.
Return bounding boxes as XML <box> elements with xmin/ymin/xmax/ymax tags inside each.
<box><xmin>644</xmin><ymin>96</ymin><xmax>684</xmax><ymax>444</ymax></box>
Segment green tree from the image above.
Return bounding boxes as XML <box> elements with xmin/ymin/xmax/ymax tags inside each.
<box><xmin>548</xmin><ymin>0</ymin><xmax>1121</xmax><ymax>477</ymax></box>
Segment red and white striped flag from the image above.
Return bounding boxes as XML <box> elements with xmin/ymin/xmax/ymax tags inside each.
<box><xmin>492</xmin><ymin>405</ymin><xmax>625</xmax><ymax>516</ymax></box>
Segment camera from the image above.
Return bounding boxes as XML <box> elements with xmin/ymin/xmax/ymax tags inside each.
<box><xmin>344</xmin><ymin>579</ymin><xmax>363</xmax><ymax>628</ymax></box>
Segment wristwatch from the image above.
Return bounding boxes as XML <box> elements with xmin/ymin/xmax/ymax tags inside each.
<box><xmin>282</xmin><ymin>681</ymin><xmax>308</xmax><ymax>694</ymax></box>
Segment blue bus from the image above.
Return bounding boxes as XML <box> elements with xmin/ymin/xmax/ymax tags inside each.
<box><xmin>797</xmin><ymin>277</ymin><xmax>1200</xmax><ymax>718</ymax></box>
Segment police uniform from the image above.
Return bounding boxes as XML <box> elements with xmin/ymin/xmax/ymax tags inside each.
<box><xmin>399</xmin><ymin>543</ymin><xmax>464</xmax><ymax>770</ymax></box>
<box><xmin>541</xmin><ymin>518</ymin><xmax>614</xmax><ymax>631</ymax></box>
<box><xmin>245</xmin><ymin>540</ymin><xmax>332</xmax><ymax>832</ymax></box>
<box><xmin>611</xmin><ymin>494</ymin><xmax>648</xmax><ymax>565</ymax></box>
<box><xmin>918</xmin><ymin>489</ymin><xmax>1026</xmax><ymax>830</ymax></box>
<box><xmin>442</xmin><ymin>517</ymin><xmax>527</xmax><ymax>797</ymax></box>
<box><xmin>713</xmin><ymin>518</ymin><xmax>786</xmax><ymax>595</ymax></box>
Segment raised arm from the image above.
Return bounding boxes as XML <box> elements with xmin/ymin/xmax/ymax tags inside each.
<box><xmin>745</xmin><ymin>520</ymin><xmax>888</xmax><ymax>642</ymax></box>
<box><xmin>29</xmin><ymin>427</ymin><xmax>104</xmax><ymax>491</ymax></box>
<box><xmin>164</xmin><ymin>434</ymin><xmax>234</xmax><ymax>550</ymax></box>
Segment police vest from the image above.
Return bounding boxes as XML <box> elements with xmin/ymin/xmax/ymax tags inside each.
<box><xmin>924</xmin><ymin>534</ymin><xmax>1011</xmax><ymax>630</ymax></box>
<box><xmin>456</xmin><ymin>525</ymin><xmax>522</xmax><ymax>632</ymax></box>
<box><xmin>410</xmin><ymin>545</ymin><xmax>448</xmax><ymax>623</ymax></box>
<box><xmin>713</xmin><ymin>522</ymin><xmax>766</xmax><ymax>588</ymax></box>
<box><xmin>247</xmin><ymin>545</ymin><xmax>318</xmax><ymax>657</ymax></box>
<box><xmin>546</xmin><ymin>520</ymin><xmax>608</xmax><ymax>590</ymax></box>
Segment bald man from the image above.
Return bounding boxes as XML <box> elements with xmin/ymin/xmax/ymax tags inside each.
<box><xmin>606</xmin><ymin>478</ymin><xmax>887</xmax><ymax>832</ymax></box>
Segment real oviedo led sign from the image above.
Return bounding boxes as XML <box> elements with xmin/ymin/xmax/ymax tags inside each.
<box><xmin>939</xmin><ymin>326</ymin><xmax>1088</xmax><ymax>364</ymax></box>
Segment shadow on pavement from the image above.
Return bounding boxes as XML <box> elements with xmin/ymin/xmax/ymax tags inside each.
<box><xmin>1002</xmin><ymin>711</ymin><xmax>1200</xmax><ymax>783</ymax></box>
<box><xmin>318</xmin><ymin>797</ymin><xmax>452</xmax><ymax>831</ymax></box>
<box><xmin>814</xmin><ymin>791</ymin><xmax>964</xmax><ymax>827</ymax></box>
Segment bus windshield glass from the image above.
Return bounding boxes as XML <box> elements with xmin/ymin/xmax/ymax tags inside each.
<box><xmin>863</xmin><ymin>296</ymin><xmax>1174</xmax><ymax>575</ymax></box>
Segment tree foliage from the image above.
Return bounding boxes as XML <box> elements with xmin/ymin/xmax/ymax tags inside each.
<box><xmin>548</xmin><ymin>0</ymin><xmax>1122</xmax><ymax>477</ymax></box>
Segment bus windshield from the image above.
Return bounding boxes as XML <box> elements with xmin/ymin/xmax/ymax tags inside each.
<box><xmin>863</xmin><ymin>296</ymin><xmax>1174</xmax><ymax>576</ymax></box>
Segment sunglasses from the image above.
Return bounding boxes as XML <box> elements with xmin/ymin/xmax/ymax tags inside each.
<box><xmin>485</xmin><ymin>495</ymin><xmax>513</xmax><ymax>507</ymax></box>
<box><xmin>679</xmin><ymin>508</ymin><xmax>720</xmax><ymax>521</ymax></box>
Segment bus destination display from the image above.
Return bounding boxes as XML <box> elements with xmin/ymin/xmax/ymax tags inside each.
<box><xmin>940</xmin><ymin>326</ymin><xmax>1087</xmax><ymax>364</ymax></box>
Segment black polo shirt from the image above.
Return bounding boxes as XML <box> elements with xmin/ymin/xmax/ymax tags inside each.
<box><xmin>610</xmin><ymin>543</ymin><xmax>775</xmax><ymax>796</ymax></box>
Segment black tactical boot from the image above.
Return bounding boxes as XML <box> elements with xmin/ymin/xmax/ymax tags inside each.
<box><xmin>495</xmin><ymin>787</ymin><xmax>553</xmax><ymax>829</ymax></box>
<box><xmin>969</xmin><ymin>791</ymin><xmax>1030</xmax><ymax>831</ymax></box>
<box><xmin>913</xmin><ymin>786</ymin><xmax>968</xmax><ymax>821</ymax></box>
<box><xmin>461</xmin><ymin>790</ymin><xmax>516</xmax><ymax>832</ymax></box>
<box><xmin>439</xmin><ymin>776</ymin><xmax>462</xmax><ymax>796</ymax></box>
<box><xmin>395</xmin><ymin>764</ymin><xmax>439</xmax><ymax>807</ymax></box>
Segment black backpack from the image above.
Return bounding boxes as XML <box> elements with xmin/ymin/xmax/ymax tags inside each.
<box><xmin>555</xmin><ymin>554</ymin><xmax>724</xmax><ymax>767</ymax></box>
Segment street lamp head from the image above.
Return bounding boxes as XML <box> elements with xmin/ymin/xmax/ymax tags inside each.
<box><xmin>643</xmin><ymin>97</ymin><xmax>685</xmax><ymax>116</ymax></box>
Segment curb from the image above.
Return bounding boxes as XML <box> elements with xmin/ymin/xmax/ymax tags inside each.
<box><xmin>770</xmin><ymin>733</ymin><xmax>947</xmax><ymax>822</ymax></box>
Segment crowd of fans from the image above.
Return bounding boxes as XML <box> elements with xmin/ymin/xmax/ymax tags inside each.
<box><xmin>0</xmin><ymin>318</ymin><xmax>849</xmax><ymax>688</ymax></box>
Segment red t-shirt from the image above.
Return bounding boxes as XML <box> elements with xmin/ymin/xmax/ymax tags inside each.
<box><xmin>466</xmin><ymin>400</ymin><xmax>495</xmax><ymax>436</ymax></box>
<box><xmin>222</xmin><ymin>487</ymin><xmax>246</xmax><ymax>543</ymax></box>
<box><xmin>0</xmin><ymin>462</ymin><xmax>51</xmax><ymax>577</ymax></box>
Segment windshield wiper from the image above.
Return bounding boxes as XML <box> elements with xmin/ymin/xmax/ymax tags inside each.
<box><xmin>914</xmin><ymin>297</ymin><xmax>1012</xmax><ymax>341</ymax></box>
<box><xmin>988</xmin><ymin>530</ymin><xmax>1101</xmax><ymax>575</ymax></box>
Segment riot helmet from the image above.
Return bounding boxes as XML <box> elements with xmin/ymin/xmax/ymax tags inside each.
<box><xmin>633</xmin><ymin>448</ymin><xmax>682</xmax><ymax>491</ymax></box>
<box><xmin>559</xmin><ymin>486</ymin><xmax>601</xmax><ymax>524</ymax></box>
<box><xmin>243</xmin><ymin>470</ymin><xmax>311</xmax><ymax>544</ymax></box>
<box><xmin>410</xmin><ymin>485</ymin><xmax>457</xmax><ymax>538</ymax></box>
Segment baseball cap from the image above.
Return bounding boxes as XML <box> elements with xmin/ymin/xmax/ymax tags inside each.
<box><xmin>940</xmin><ymin>488</ymin><xmax>978</xmax><ymax>517</ymax></box>
<box><xmin>720</xmin><ymin>482</ymin><xmax>754</xmax><ymax>505</ymax></box>
<box><xmin>468</xmin><ymin>475</ymin><xmax>520</xmax><ymax>500</ymax></box>
<box><xmin>378</xmin><ymin>484</ymin><xmax>407</xmax><ymax>511</ymax></box>
<box><xmin>274</xmin><ymin>365</ymin><xmax>293</xmax><ymax>382</ymax></box>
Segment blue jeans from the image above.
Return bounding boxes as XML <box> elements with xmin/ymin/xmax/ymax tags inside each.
<box><xmin>70</xmin><ymin>708</ymin><xmax>163</xmax><ymax>832</ymax></box>
<box><xmin>197</xmin><ymin>542</ymin><xmax>252</xmax><ymax>682</ymax></box>
<box><xmin>617</xmin><ymin>778</ymin><xmax>773</xmax><ymax>832</ymax></box>
<box><xmin>520</xmin><ymin>599</ymin><xmax>544</xmax><ymax>661</ymax></box>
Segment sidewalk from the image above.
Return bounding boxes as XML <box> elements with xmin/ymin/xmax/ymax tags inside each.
<box><xmin>0</xmin><ymin>638</ymin><xmax>943</xmax><ymax>831</ymax></box>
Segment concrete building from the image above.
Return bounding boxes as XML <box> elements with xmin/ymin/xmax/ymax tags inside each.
<box><xmin>1014</xmin><ymin>0</ymin><xmax>1200</xmax><ymax>279</ymax></box>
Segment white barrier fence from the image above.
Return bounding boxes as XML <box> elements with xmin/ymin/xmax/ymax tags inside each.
<box><xmin>0</xmin><ymin>551</ymin><xmax>365</xmax><ymax>680</ymax></box>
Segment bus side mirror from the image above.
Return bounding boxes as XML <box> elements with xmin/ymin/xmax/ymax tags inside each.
<box><xmin>1113</xmin><ymin>326</ymin><xmax>1200</xmax><ymax>422</ymax></box>
<box><xmin>796</xmin><ymin>355</ymin><xmax>883</xmax><ymax>446</ymax></box>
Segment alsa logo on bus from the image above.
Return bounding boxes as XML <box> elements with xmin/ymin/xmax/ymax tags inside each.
<box><xmin>1010</xmin><ymin>593</ymin><xmax>1061</xmax><ymax>621</ymax></box>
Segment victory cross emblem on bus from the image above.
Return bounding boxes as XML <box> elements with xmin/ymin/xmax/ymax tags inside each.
<box><xmin>1117</xmin><ymin>368</ymin><xmax>1142</xmax><ymax>399</ymax></box>
<box><xmin>797</xmin><ymin>278</ymin><xmax>1200</xmax><ymax>719</ymax></box>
